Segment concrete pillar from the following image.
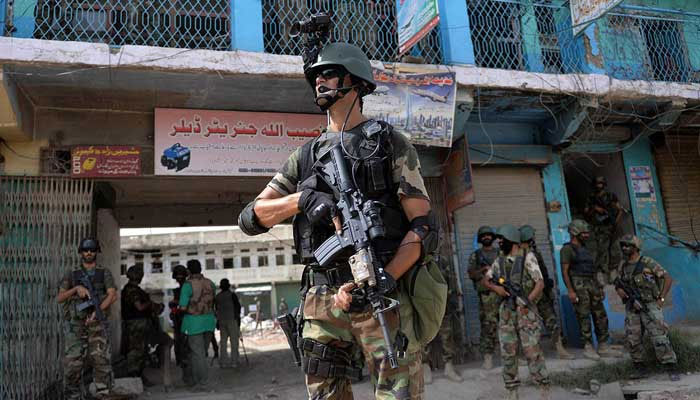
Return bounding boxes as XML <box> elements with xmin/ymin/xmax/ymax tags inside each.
<box><xmin>231</xmin><ymin>0</ymin><xmax>263</xmax><ymax>52</ymax></box>
<box><xmin>437</xmin><ymin>0</ymin><xmax>474</xmax><ymax>64</ymax></box>
<box><xmin>96</xmin><ymin>208</ymin><xmax>122</xmax><ymax>356</ymax></box>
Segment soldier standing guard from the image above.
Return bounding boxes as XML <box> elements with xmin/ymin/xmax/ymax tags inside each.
<box><xmin>584</xmin><ymin>176</ymin><xmax>622</xmax><ymax>283</ymax></box>
<box><xmin>615</xmin><ymin>235</ymin><xmax>679</xmax><ymax>381</ymax></box>
<box><xmin>518</xmin><ymin>225</ymin><xmax>573</xmax><ymax>360</ymax></box>
<box><xmin>561</xmin><ymin>220</ymin><xmax>621</xmax><ymax>360</ymax></box>
<box><xmin>482</xmin><ymin>225</ymin><xmax>550</xmax><ymax>400</ymax></box>
<box><xmin>467</xmin><ymin>225</ymin><xmax>500</xmax><ymax>370</ymax></box>
<box><xmin>169</xmin><ymin>264</ymin><xmax>189</xmax><ymax>368</ymax></box>
<box><xmin>57</xmin><ymin>238</ymin><xmax>117</xmax><ymax>400</ymax></box>
<box><xmin>239</xmin><ymin>39</ymin><xmax>440</xmax><ymax>398</ymax></box>
<box><xmin>121</xmin><ymin>264</ymin><xmax>165</xmax><ymax>385</ymax></box>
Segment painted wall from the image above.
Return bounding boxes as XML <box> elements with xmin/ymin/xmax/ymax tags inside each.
<box><xmin>274</xmin><ymin>282</ymin><xmax>301</xmax><ymax>317</ymax></box>
<box><xmin>622</xmin><ymin>138</ymin><xmax>698</xmax><ymax>323</ymax></box>
<box><xmin>0</xmin><ymin>139</ymin><xmax>46</xmax><ymax>176</ymax></box>
<box><xmin>96</xmin><ymin>208</ymin><xmax>122</xmax><ymax>356</ymax></box>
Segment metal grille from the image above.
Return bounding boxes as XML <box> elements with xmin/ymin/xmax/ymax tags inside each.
<box><xmin>466</xmin><ymin>0</ymin><xmax>700</xmax><ymax>83</ymax></box>
<box><xmin>0</xmin><ymin>177</ymin><xmax>93</xmax><ymax>400</ymax></box>
<box><xmin>262</xmin><ymin>0</ymin><xmax>443</xmax><ymax>64</ymax></box>
<box><xmin>31</xmin><ymin>0</ymin><xmax>231</xmax><ymax>50</ymax></box>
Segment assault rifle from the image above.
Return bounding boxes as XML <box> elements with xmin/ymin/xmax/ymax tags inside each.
<box><xmin>613</xmin><ymin>277</ymin><xmax>649</xmax><ymax>315</ymax></box>
<box><xmin>76</xmin><ymin>271</ymin><xmax>110</xmax><ymax>335</ymax></box>
<box><xmin>313</xmin><ymin>145</ymin><xmax>402</xmax><ymax>369</ymax></box>
<box><xmin>490</xmin><ymin>276</ymin><xmax>542</xmax><ymax>320</ymax></box>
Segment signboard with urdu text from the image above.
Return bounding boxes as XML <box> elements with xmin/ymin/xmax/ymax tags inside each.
<box><xmin>397</xmin><ymin>0</ymin><xmax>440</xmax><ymax>55</ymax></box>
<box><xmin>154</xmin><ymin>108</ymin><xmax>326</xmax><ymax>176</ymax></box>
<box><xmin>571</xmin><ymin>0</ymin><xmax>623</xmax><ymax>36</ymax></box>
<box><xmin>71</xmin><ymin>146</ymin><xmax>141</xmax><ymax>177</ymax></box>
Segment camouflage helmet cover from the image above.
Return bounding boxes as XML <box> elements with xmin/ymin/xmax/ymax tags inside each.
<box><xmin>126</xmin><ymin>265</ymin><xmax>144</xmax><ymax>281</ymax></box>
<box><xmin>497</xmin><ymin>224</ymin><xmax>520</xmax><ymax>243</ymax></box>
<box><xmin>171</xmin><ymin>264</ymin><xmax>188</xmax><ymax>279</ymax></box>
<box><xmin>519</xmin><ymin>224</ymin><xmax>536</xmax><ymax>242</ymax></box>
<box><xmin>477</xmin><ymin>225</ymin><xmax>495</xmax><ymax>238</ymax></box>
<box><xmin>304</xmin><ymin>42</ymin><xmax>376</xmax><ymax>95</ymax></box>
<box><xmin>619</xmin><ymin>234</ymin><xmax>642</xmax><ymax>251</ymax></box>
<box><xmin>78</xmin><ymin>238</ymin><xmax>101</xmax><ymax>252</ymax></box>
<box><xmin>568</xmin><ymin>219</ymin><xmax>590</xmax><ymax>236</ymax></box>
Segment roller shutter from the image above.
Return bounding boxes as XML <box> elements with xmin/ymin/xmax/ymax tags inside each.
<box><xmin>453</xmin><ymin>166</ymin><xmax>554</xmax><ymax>343</ymax></box>
<box><xmin>654</xmin><ymin>134</ymin><xmax>700</xmax><ymax>244</ymax></box>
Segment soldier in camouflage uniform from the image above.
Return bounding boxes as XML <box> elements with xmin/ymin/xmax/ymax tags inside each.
<box><xmin>615</xmin><ymin>235</ymin><xmax>679</xmax><ymax>381</ymax></box>
<box><xmin>584</xmin><ymin>176</ymin><xmax>622</xmax><ymax>283</ymax></box>
<box><xmin>169</xmin><ymin>265</ymin><xmax>188</xmax><ymax>368</ymax></box>
<box><xmin>57</xmin><ymin>238</ymin><xmax>117</xmax><ymax>400</ymax></box>
<box><xmin>467</xmin><ymin>225</ymin><xmax>500</xmax><ymax>370</ymax></box>
<box><xmin>561</xmin><ymin>220</ymin><xmax>621</xmax><ymax>360</ymax></box>
<box><xmin>518</xmin><ymin>225</ymin><xmax>573</xmax><ymax>359</ymax></box>
<box><xmin>422</xmin><ymin>255</ymin><xmax>463</xmax><ymax>384</ymax></box>
<box><xmin>121</xmin><ymin>265</ymin><xmax>164</xmax><ymax>383</ymax></box>
<box><xmin>239</xmin><ymin>42</ymin><xmax>437</xmax><ymax>399</ymax></box>
<box><xmin>483</xmin><ymin>225</ymin><xmax>550</xmax><ymax>400</ymax></box>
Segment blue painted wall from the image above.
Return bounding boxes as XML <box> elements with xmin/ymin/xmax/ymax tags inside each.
<box><xmin>437</xmin><ymin>0</ymin><xmax>474</xmax><ymax>64</ymax></box>
<box><xmin>622</xmin><ymin>138</ymin><xmax>699</xmax><ymax>323</ymax></box>
<box><xmin>231</xmin><ymin>0</ymin><xmax>264</xmax><ymax>52</ymax></box>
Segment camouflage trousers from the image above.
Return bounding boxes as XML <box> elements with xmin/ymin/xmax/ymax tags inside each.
<box><xmin>64</xmin><ymin>321</ymin><xmax>113</xmax><ymax>400</ymax></box>
<box><xmin>537</xmin><ymin>291</ymin><xmax>561</xmax><ymax>341</ymax></box>
<box><xmin>590</xmin><ymin>224</ymin><xmax>620</xmax><ymax>278</ymax></box>
<box><xmin>571</xmin><ymin>276</ymin><xmax>610</xmax><ymax>345</ymax></box>
<box><xmin>478</xmin><ymin>290</ymin><xmax>501</xmax><ymax>355</ymax></box>
<box><xmin>302</xmin><ymin>285</ymin><xmax>423</xmax><ymax>400</ymax></box>
<box><xmin>625</xmin><ymin>303</ymin><xmax>677</xmax><ymax>364</ymax></box>
<box><xmin>498</xmin><ymin>303</ymin><xmax>549</xmax><ymax>390</ymax></box>
<box><xmin>123</xmin><ymin>319</ymin><xmax>150</xmax><ymax>376</ymax></box>
<box><xmin>422</xmin><ymin>308</ymin><xmax>456</xmax><ymax>364</ymax></box>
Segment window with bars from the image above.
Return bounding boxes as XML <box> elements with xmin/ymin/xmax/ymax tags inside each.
<box><xmin>258</xmin><ymin>255</ymin><xmax>269</xmax><ymax>267</ymax></box>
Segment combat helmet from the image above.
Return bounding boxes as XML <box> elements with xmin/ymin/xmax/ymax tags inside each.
<box><xmin>171</xmin><ymin>264</ymin><xmax>188</xmax><ymax>280</ymax></box>
<box><xmin>304</xmin><ymin>42</ymin><xmax>376</xmax><ymax>96</ymax></box>
<box><xmin>568</xmin><ymin>219</ymin><xmax>590</xmax><ymax>236</ymax></box>
<box><xmin>619</xmin><ymin>234</ymin><xmax>642</xmax><ymax>251</ymax></box>
<box><xmin>497</xmin><ymin>224</ymin><xmax>520</xmax><ymax>243</ymax></box>
<box><xmin>519</xmin><ymin>225</ymin><xmax>536</xmax><ymax>242</ymax></box>
<box><xmin>477</xmin><ymin>225</ymin><xmax>495</xmax><ymax>241</ymax></box>
<box><xmin>78</xmin><ymin>238</ymin><xmax>101</xmax><ymax>252</ymax></box>
<box><xmin>126</xmin><ymin>265</ymin><xmax>144</xmax><ymax>281</ymax></box>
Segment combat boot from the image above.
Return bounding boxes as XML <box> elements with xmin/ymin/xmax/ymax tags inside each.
<box><xmin>444</xmin><ymin>361</ymin><xmax>463</xmax><ymax>382</ymax></box>
<box><xmin>665</xmin><ymin>363</ymin><xmax>681</xmax><ymax>382</ymax></box>
<box><xmin>482</xmin><ymin>353</ymin><xmax>494</xmax><ymax>370</ymax></box>
<box><xmin>583</xmin><ymin>343</ymin><xmax>601</xmax><ymax>361</ymax></box>
<box><xmin>505</xmin><ymin>389</ymin><xmax>519</xmax><ymax>400</ymax></box>
<box><xmin>555</xmin><ymin>338</ymin><xmax>574</xmax><ymax>360</ymax></box>
<box><xmin>423</xmin><ymin>363</ymin><xmax>433</xmax><ymax>385</ymax></box>
<box><xmin>597</xmin><ymin>342</ymin><xmax>623</xmax><ymax>358</ymax></box>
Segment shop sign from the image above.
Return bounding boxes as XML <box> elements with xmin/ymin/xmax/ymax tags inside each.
<box><xmin>571</xmin><ymin>0</ymin><xmax>623</xmax><ymax>36</ymax></box>
<box><xmin>154</xmin><ymin>108</ymin><xmax>326</xmax><ymax>176</ymax></box>
<box><xmin>364</xmin><ymin>68</ymin><xmax>456</xmax><ymax>148</ymax></box>
<box><xmin>397</xmin><ymin>0</ymin><xmax>440</xmax><ymax>55</ymax></box>
<box><xmin>71</xmin><ymin>146</ymin><xmax>141</xmax><ymax>177</ymax></box>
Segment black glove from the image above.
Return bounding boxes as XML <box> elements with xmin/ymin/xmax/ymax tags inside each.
<box><xmin>377</xmin><ymin>271</ymin><xmax>397</xmax><ymax>295</ymax></box>
<box><xmin>298</xmin><ymin>188</ymin><xmax>337</xmax><ymax>226</ymax></box>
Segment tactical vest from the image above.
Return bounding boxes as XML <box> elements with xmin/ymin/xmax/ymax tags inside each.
<box><xmin>564</xmin><ymin>243</ymin><xmax>595</xmax><ymax>277</ymax></box>
<box><xmin>64</xmin><ymin>267</ymin><xmax>107</xmax><ymax>321</ymax></box>
<box><xmin>292</xmin><ymin>120</ymin><xmax>409</xmax><ymax>265</ymax></box>
<box><xmin>472</xmin><ymin>248</ymin><xmax>498</xmax><ymax>293</ymax></box>
<box><xmin>495</xmin><ymin>251</ymin><xmax>535</xmax><ymax>306</ymax></box>
<box><xmin>186</xmin><ymin>274</ymin><xmax>215</xmax><ymax>315</ymax></box>
<box><xmin>620</xmin><ymin>257</ymin><xmax>663</xmax><ymax>303</ymax></box>
<box><xmin>121</xmin><ymin>282</ymin><xmax>150</xmax><ymax>320</ymax></box>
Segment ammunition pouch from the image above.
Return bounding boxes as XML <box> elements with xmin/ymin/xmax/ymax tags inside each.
<box><xmin>299</xmin><ymin>338</ymin><xmax>363</xmax><ymax>381</ymax></box>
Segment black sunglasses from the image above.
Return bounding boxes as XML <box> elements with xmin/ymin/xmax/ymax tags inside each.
<box><xmin>316</xmin><ymin>68</ymin><xmax>344</xmax><ymax>80</ymax></box>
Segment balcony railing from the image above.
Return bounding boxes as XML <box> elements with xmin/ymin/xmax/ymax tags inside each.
<box><xmin>262</xmin><ymin>0</ymin><xmax>443</xmax><ymax>64</ymax></box>
<box><xmin>466</xmin><ymin>0</ymin><xmax>700</xmax><ymax>83</ymax></box>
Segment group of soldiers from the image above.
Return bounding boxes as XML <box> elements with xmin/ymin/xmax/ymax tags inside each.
<box><xmin>57</xmin><ymin>240</ymin><xmax>244</xmax><ymax>398</ymax></box>
<box><xmin>460</xmin><ymin>177</ymin><xmax>680</xmax><ymax>399</ymax></box>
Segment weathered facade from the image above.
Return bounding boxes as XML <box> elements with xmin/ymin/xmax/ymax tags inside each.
<box><xmin>2</xmin><ymin>0</ymin><xmax>700</xmax><ymax>397</ymax></box>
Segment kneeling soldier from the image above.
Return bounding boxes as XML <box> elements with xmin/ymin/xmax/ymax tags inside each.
<box><xmin>483</xmin><ymin>225</ymin><xmax>550</xmax><ymax>400</ymax></box>
<box><xmin>615</xmin><ymin>234</ymin><xmax>679</xmax><ymax>381</ymax></box>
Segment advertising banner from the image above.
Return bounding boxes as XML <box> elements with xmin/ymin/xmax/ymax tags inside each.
<box><xmin>71</xmin><ymin>146</ymin><xmax>141</xmax><ymax>177</ymax></box>
<box><xmin>154</xmin><ymin>108</ymin><xmax>326</xmax><ymax>176</ymax></box>
<box><xmin>397</xmin><ymin>0</ymin><xmax>440</xmax><ymax>55</ymax></box>
<box><xmin>571</xmin><ymin>0</ymin><xmax>623</xmax><ymax>36</ymax></box>
<box><xmin>364</xmin><ymin>68</ymin><xmax>456</xmax><ymax>147</ymax></box>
